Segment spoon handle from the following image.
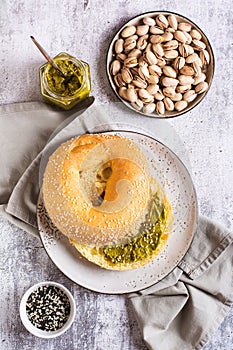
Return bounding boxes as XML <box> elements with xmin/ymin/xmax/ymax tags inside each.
<box><xmin>30</xmin><ymin>36</ymin><xmax>64</xmax><ymax>76</ymax></box>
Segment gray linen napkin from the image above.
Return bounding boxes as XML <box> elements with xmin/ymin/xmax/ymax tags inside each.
<box><xmin>0</xmin><ymin>101</ymin><xmax>232</xmax><ymax>350</ymax></box>
<box><xmin>129</xmin><ymin>216</ymin><xmax>232</xmax><ymax>350</ymax></box>
<box><xmin>0</xmin><ymin>98</ymin><xmax>95</xmax><ymax>235</ymax></box>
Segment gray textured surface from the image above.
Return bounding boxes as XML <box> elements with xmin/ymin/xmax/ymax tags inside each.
<box><xmin>0</xmin><ymin>0</ymin><xmax>232</xmax><ymax>349</ymax></box>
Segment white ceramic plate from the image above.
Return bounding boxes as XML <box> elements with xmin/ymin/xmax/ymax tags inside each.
<box><xmin>37</xmin><ymin>130</ymin><xmax>198</xmax><ymax>294</ymax></box>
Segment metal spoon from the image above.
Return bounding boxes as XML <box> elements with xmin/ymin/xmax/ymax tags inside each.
<box><xmin>30</xmin><ymin>36</ymin><xmax>65</xmax><ymax>76</ymax></box>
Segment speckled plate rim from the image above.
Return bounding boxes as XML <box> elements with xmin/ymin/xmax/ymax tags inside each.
<box><xmin>106</xmin><ymin>10</ymin><xmax>215</xmax><ymax>119</ymax></box>
<box><xmin>37</xmin><ymin>130</ymin><xmax>198</xmax><ymax>294</ymax></box>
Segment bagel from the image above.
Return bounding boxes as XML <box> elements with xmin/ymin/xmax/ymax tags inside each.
<box><xmin>42</xmin><ymin>134</ymin><xmax>150</xmax><ymax>245</ymax></box>
<box><xmin>42</xmin><ymin>133</ymin><xmax>173</xmax><ymax>270</ymax></box>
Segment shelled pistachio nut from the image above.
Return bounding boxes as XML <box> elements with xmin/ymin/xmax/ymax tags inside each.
<box><xmin>195</xmin><ymin>81</ymin><xmax>209</xmax><ymax>94</ymax></box>
<box><xmin>143</xmin><ymin>17</ymin><xmax>156</xmax><ymax>26</ymax></box>
<box><xmin>183</xmin><ymin>90</ymin><xmax>197</xmax><ymax>102</ymax></box>
<box><xmin>156</xmin><ymin>100</ymin><xmax>165</xmax><ymax>114</ymax></box>
<box><xmin>164</xmin><ymin>97</ymin><xmax>175</xmax><ymax>111</ymax></box>
<box><xmin>168</xmin><ymin>14</ymin><xmax>178</xmax><ymax>30</ymax></box>
<box><xmin>136</xmin><ymin>25</ymin><xmax>149</xmax><ymax>36</ymax></box>
<box><xmin>175</xmin><ymin>100</ymin><xmax>188</xmax><ymax>111</ymax></box>
<box><xmin>121</xmin><ymin>26</ymin><xmax>136</xmax><ymax>38</ymax></box>
<box><xmin>143</xmin><ymin>102</ymin><xmax>156</xmax><ymax>114</ymax></box>
<box><xmin>126</xmin><ymin>87</ymin><xmax>138</xmax><ymax>102</ymax></box>
<box><xmin>131</xmin><ymin>99</ymin><xmax>144</xmax><ymax>110</ymax></box>
<box><xmin>163</xmin><ymin>65</ymin><xmax>177</xmax><ymax>78</ymax></box>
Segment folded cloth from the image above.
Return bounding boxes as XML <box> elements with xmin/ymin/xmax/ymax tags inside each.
<box><xmin>0</xmin><ymin>97</ymin><xmax>95</xmax><ymax>235</ymax></box>
<box><xmin>0</xmin><ymin>101</ymin><xmax>232</xmax><ymax>350</ymax></box>
<box><xmin>129</xmin><ymin>216</ymin><xmax>232</xmax><ymax>350</ymax></box>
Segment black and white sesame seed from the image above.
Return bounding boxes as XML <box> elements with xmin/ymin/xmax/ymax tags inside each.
<box><xmin>26</xmin><ymin>285</ymin><xmax>71</xmax><ymax>331</ymax></box>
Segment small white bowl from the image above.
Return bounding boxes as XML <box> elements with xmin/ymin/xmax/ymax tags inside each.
<box><xmin>20</xmin><ymin>281</ymin><xmax>76</xmax><ymax>338</ymax></box>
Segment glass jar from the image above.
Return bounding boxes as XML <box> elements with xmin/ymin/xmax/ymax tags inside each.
<box><xmin>39</xmin><ymin>52</ymin><xmax>91</xmax><ymax>110</ymax></box>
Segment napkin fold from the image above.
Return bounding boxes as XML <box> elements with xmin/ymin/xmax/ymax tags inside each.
<box><xmin>129</xmin><ymin>216</ymin><xmax>232</xmax><ymax>350</ymax></box>
<box><xmin>0</xmin><ymin>101</ymin><xmax>232</xmax><ymax>350</ymax></box>
<box><xmin>0</xmin><ymin>97</ymin><xmax>95</xmax><ymax>235</ymax></box>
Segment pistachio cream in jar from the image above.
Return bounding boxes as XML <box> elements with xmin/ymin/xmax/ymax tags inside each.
<box><xmin>39</xmin><ymin>52</ymin><xmax>91</xmax><ymax>110</ymax></box>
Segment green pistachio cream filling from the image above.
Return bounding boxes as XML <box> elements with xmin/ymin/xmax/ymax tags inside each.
<box><xmin>46</xmin><ymin>59</ymin><xmax>83</xmax><ymax>97</ymax></box>
<box><xmin>99</xmin><ymin>195</ymin><xmax>167</xmax><ymax>265</ymax></box>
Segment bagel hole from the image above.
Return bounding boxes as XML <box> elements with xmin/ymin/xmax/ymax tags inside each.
<box><xmin>102</xmin><ymin>166</ymin><xmax>112</xmax><ymax>181</ymax></box>
<box><xmin>94</xmin><ymin>162</ymin><xmax>112</xmax><ymax>204</ymax></box>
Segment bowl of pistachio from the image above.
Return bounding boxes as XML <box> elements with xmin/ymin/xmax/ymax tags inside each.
<box><xmin>106</xmin><ymin>11</ymin><xmax>214</xmax><ymax>118</ymax></box>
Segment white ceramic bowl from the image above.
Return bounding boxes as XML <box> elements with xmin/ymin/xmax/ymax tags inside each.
<box><xmin>106</xmin><ymin>11</ymin><xmax>214</xmax><ymax>118</ymax></box>
<box><xmin>20</xmin><ymin>281</ymin><xmax>76</xmax><ymax>338</ymax></box>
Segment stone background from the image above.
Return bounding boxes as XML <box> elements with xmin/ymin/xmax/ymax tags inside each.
<box><xmin>0</xmin><ymin>0</ymin><xmax>232</xmax><ymax>349</ymax></box>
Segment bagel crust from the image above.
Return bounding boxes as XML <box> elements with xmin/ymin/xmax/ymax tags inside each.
<box><xmin>42</xmin><ymin>134</ymin><xmax>151</xmax><ymax>245</ymax></box>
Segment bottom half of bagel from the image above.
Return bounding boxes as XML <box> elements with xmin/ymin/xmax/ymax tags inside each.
<box><xmin>70</xmin><ymin>184</ymin><xmax>173</xmax><ymax>271</ymax></box>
